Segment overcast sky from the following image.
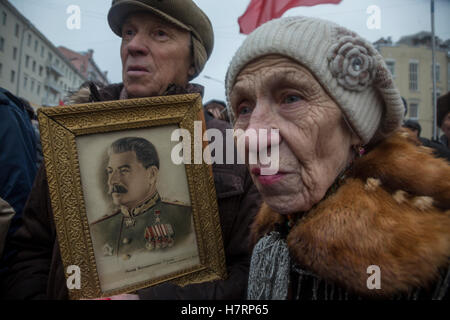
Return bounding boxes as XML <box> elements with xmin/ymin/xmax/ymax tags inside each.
<box><xmin>9</xmin><ymin>0</ymin><xmax>450</xmax><ymax>102</ymax></box>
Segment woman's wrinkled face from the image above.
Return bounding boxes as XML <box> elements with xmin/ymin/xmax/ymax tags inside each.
<box><xmin>230</xmin><ymin>55</ymin><xmax>360</xmax><ymax>214</ymax></box>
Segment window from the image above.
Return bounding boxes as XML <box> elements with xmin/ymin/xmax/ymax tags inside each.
<box><xmin>409</xmin><ymin>102</ymin><xmax>419</xmax><ymax>120</ymax></box>
<box><xmin>409</xmin><ymin>61</ymin><xmax>419</xmax><ymax>91</ymax></box>
<box><xmin>31</xmin><ymin>79</ymin><xmax>35</xmax><ymax>92</ymax></box>
<box><xmin>25</xmin><ymin>55</ymin><xmax>30</xmax><ymax>68</ymax></box>
<box><xmin>2</xmin><ymin>11</ymin><xmax>6</xmax><ymax>26</ymax></box>
<box><xmin>48</xmin><ymin>52</ymin><xmax>52</xmax><ymax>62</ymax></box>
<box><xmin>34</xmin><ymin>40</ymin><xmax>38</xmax><ymax>52</ymax></box>
<box><xmin>432</xmin><ymin>64</ymin><xmax>441</xmax><ymax>82</ymax></box>
<box><xmin>15</xmin><ymin>24</ymin><xmax>19</xmax><ymax>37</ymax></box>
<box><xmin>32</xmin><ymin>60</ymin><xmax>36</xmax><ymax>73</ymax></box>
<box><xmin>448</xmin><ymin>64</ymin><xmax>450</xmax><ymax>91</ymax></box>
<box><xmin>0</xmin><ymin>37</ymin><xmax>4</xmax><ymax>52</ymax></box>
<box><xmin>41</xmin><ymin>45</ymin><xmax>44</xmax><ymax>58</ymax></box>
<box><xmin>27</xmin><ymin>34</ymin><xmax>31</xmax><ymax>47</ymax></box>
<box><xmin>0</xmin><ymin>63</ymin><xmax>2</xmax><ymax>77</ymax></box>
<box><xmin>13</xmin><ymin>47</ymin><xmax>17</xmax><ymax>60</ymax></box>
<box><xmin>39</xmin><ymin>65</ymin><xmax>43</xmax><ymax>77</ymax></box>
<box><xmin>11</xmin><ymin>70</ymin><xmax>15</xmax><ymax>83</ymax></box>
<box><xmin>386</xmin><ymin>60</ymin><xmax>395</xmax><ymax>77</ymax></box>
<box><xmin>23</xmin><ymin>76</ymin><xmax>28</xmax><ymax>89</ymax></box>
<box><xmin>37</xmin><ymin>83</ymin><xmax>41</xmax><ymax>95</ymax></box>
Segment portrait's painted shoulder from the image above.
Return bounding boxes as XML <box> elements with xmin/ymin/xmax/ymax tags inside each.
<box><xmin>161</xmin><ymin>198</ymin><xmax>190</xmax><ymax>207</ymax></box>
<box><xmin>90</xmin><ymin>210</ymin><xmax>122</xmax><ymax>225</ymax></box>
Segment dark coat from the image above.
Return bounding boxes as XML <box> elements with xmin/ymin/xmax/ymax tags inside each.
<box><xmin>0</xmin><ymin>83</ymin><xmax>262</xmax><ymax>300</ymax></box>
<box><xmin>0</xmin><ymin>88</ymin><xmax>37</xmax><ymax>262</ymax></box>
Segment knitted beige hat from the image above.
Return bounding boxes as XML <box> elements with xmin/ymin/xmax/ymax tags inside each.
<box><xmin>225</xmin><ymin>16</ymin><xmax>404</xmax><ymax>144</ymax></box>
<box><xmin>108</xmin><ymin>0</ymin><xmax>214</xmax><ymax>79</ymax></box>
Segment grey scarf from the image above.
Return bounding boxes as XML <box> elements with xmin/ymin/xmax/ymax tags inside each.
<box><xmin>247</xmin><ymin>231</ymin><xmax>290</xmax><ymax>300</ymax></box>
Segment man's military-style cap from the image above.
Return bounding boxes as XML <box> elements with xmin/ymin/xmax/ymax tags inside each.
<box><xmin>108</xmin><ymin>0</ymin><xmax>214</xmax><ymax>78</ymax></box>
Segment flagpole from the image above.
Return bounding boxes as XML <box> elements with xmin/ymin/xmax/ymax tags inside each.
<box><xmin>431</xmin><ymin>0</ymin><xmax>437</xmax><ymax>140</ymax></box>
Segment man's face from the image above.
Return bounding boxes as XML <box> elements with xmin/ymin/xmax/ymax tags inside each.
<box><xmin>441</xmin><ymin>112</ymin><xmax>450</xmax><ymax>140</ymax></box>
<box><xmin>120</xmin><ymin>12</ymin><xmax>194</xmax><ymax>98</ymax></box>
<box><xmin>230</xmin><ymin>55</ymin><xmax>359</xmax><ymax>214</ymax></box>
<box><xmin>107</xmin><ymin>151</ymin><xmax>158</xmax><ymax>209</ymax></box>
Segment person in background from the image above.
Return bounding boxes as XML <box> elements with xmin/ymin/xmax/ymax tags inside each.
<box><xmin>0</xmin><ymin>88</ymin><xmax>37</xmax><ymax>266</ymax></box>
<box><xmin>204</xmin><ymin>99</ymin><xmax>230</xmax><ymax>123</ymax></box>
<box><xmin>403</xmin><ymin>119</ymin><xmax>450</xmax><ymax>161</ymax></box>
<box><xmin>437</xmin><ymin>92</ymin><xmax>450</xmax><ymax>149</ymax></box>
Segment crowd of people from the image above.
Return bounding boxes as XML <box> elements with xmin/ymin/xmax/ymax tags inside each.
<box><xmin>0</xmin><ymin>0</ymin><xmax>449</xmax><ymax>300</ymax></box>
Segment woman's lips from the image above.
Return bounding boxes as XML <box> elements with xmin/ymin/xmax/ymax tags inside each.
<box><xmin>251</xmin><ymin>168</ymin><xmax>285</xmax><ymax>186</ymax></box>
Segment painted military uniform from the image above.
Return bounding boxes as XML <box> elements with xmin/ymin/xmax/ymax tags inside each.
<box><xmin>90</xmin><ymin>192</ymin><xmax>192</xmax><ymax>260</ymax></box>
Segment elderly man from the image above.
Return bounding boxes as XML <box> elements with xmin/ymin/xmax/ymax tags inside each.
<box><xmin>0</xmin><ymin>0</ymin><xmax>260</xmax><ymax>300</ymax></box>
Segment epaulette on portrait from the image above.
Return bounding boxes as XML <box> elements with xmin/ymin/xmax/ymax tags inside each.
<box><xmin>161</xmin><ymin>198</ymin><xmax>190</xmax><ymax>207</ymax></box>
<box><xmin>90</xmin><ymin>209</ymin><xmax>121</xmax><ymax>225</ymax></box>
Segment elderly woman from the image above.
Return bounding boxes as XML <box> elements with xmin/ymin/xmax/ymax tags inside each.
<box><xmin>1</xmin><ymin>0</ymin><xmax>261</xmax><ymax>300</ymax></box>
<box><xmin>226</xmin><ymin>16</ymin><xmax>450</xmax><ymax>300</ymax></box>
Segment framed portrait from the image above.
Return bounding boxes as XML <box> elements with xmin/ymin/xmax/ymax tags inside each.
<box><xmin>37</xmin><ymin>93</ymin><xmax>226</xmax><ymax>299</ymax></box>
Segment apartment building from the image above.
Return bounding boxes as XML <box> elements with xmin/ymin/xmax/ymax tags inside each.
<box><xmin>375</xmin><ymin>32</ymin><xmax>450</xmax><ymax>139</ymax></box>
<box><xmin>0</xmin><ymin>0</ymin><xmax>87</xmax><ymax>108</ymax></box>
<box><xmin>58</xmin><ymin>47</ymin><xmax>109</xmax><ymax>86</ymax></box>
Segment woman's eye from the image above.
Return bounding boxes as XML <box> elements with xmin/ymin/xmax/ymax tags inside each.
<box><xmin>283</xmin><ymin>95</ymin><xmax>302</xmax><ymax>104</ymax></box>
<box><xmin>237</xmin><ymin>105</ymin><xmax>252</xmax><ymax>116</ymax></box>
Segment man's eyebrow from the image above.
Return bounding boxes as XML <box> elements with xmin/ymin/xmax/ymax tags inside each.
<box><xmin>118</xmin><ymin>165</ymin><xmax>131</xmax><ymax>170</ymax></box>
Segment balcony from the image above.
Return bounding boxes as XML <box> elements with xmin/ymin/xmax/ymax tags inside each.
<box><xmin>45</xmin><ymin>78</ymin><xmax>63</xmax><ymax>94</ymax></box>
<box><xmin>46</xmin><ymin>59</ymin><xmax>65</xmax><ymax>78</ymax></box>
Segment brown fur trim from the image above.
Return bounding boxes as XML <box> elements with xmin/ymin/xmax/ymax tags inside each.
<box><xmin>252</xmin><ymin>128</ymin><xmax>450</xmax><ymax>297</ymax></box>
<box><xmin>350</xmin><ymin>128</ymin><xmax>450</xmax><ymax>209</ymax></box>
<box><xmin>66</xmin><ymin>87</ymin><xmax>92</xmax><ymax>105</ymax></box>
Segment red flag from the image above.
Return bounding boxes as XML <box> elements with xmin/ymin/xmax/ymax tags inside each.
<box><xmin>238</xmin><ymin>0</ymin><xmax>342</xmax><ymax>34</ymax></box>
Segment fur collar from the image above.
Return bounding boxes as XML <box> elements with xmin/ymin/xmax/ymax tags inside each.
<box><xmin>251</xmin><ymin>129</ymin><xmax>450</xmax><ymax>298</ymax></box>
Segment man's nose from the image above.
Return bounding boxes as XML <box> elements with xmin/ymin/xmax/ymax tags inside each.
<box><xmin>108</xmin><ymin>170</ymin><xmax>120</xmax><ymax>185</ymax></box>
<box><xmin>126</xmin><ymin>33</ymin><xmax>150</xmax><ymax>57</ymax></box>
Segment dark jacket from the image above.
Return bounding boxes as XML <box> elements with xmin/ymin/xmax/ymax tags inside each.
<box><xmin>0</xmin><ymin>88</ymin><xmax>37</xmax><ymax>262</ymax></box>
<box><xmin>0</xmin><ymin>83</ymin><xmax>261</xmax><ymax>300</ymax></box>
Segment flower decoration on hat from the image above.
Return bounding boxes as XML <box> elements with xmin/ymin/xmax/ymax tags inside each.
<box><xmin>328</xmin><ymin>35</ymin><xmax>377</xmax><ymax>92</ymax></box>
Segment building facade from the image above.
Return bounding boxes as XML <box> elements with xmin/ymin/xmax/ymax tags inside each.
<box><xmin>375</xmin><ymin>32</ymin><xmax>450</xmax><ymax>139</ymax></box>
<box><xmin>58</xmin><ymin>47</ymin><xmax>109</xmax><ymax>86</ymax></box>
<box><xmin>0</xmin><ymin>0</ymin><xmax>88</xmax><ymax>108</ymax></box>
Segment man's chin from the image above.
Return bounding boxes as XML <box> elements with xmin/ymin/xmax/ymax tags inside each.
<box><xmin>125</xmin><ymin>83</ymin><xmax>160</xmax><ymax>98</ymax></box>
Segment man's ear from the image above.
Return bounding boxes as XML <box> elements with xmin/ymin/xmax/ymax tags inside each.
<box><xmin>147</xmin><ymin>166</ymin><xmax>159</xmax><ymax>185</ymax></box>
<box><xmin>188</xmin><ymin>65</ymin><xmax>196</xmax><ymax>78</ymax></box>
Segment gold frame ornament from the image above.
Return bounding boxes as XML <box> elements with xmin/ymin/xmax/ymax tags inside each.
<box><xmin>38</xmin><ymin>93</ymin><xmax>226</xmax><ymax>300</ymax></box>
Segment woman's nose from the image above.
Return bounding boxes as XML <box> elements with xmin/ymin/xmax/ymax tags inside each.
<box><xmin>245</xmin><ymin>106</ymin><xmax>282</xmax><ymax>152</ymax></box>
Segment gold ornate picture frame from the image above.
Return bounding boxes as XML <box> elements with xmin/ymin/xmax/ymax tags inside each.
<box><xmin>37</xmin><ymin>93</ymin><xmax>226</xmax><ymax>300</ymax></box>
